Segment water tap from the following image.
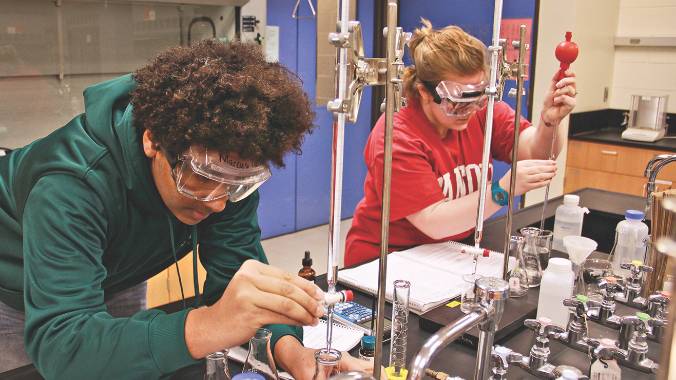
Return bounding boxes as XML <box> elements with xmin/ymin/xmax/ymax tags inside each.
<box><xmin>615</xmin><ymin>261</ymin><xmax>653</xmax><ymax>308</ymax></box>
<box><xmin>587</xmin><ymin>280</ymin><xmax>622</xmax><ymax>329</ymax></box>
<box><xmin>506</xmin><ymin>318</ymin><xmax>564</xmax><ymax>378</ymax></box>
<box><xmin>550</xmin><ymin>295</ymin><xmax>593</xmax><ymax>352</ymax></box>
<box><xmin>646</xmin><ymin>292</ymin><xmax>669</xmax><ymax>342</ymax></box>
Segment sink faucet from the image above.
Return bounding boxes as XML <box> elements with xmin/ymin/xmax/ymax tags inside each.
<box><xmin>644</xmin><ymin>153</ymin><xmax>676</xmax><ymax>215</ymax></box>
<box><xmin>408</xmin><ymin>277</ymin><xmax>509</xmax><ymax>380</ymax></box>
<box><xmin>507</xmin><ymin>317</ymin><xmax>565</xmax><ymax>379</ymax></box>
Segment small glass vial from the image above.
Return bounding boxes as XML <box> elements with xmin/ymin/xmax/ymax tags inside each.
<box><xmin>358</xmin><ymin>335</ymin><xmax>375</xmax><ymax>362</ymax></box>
<box><xmin>298</xmin><ymin>250</ymin><xmax>316</xmax><ymax>282</ymax></box>
<box><xmin>312</xmin><ymin>348</ymin><xmax>342</xmax><ymax>380</ymax></box>
<box><xmin>205</xmin><ymin>350</ymin><xmax>230</xmax><ymax>380</ymax></box>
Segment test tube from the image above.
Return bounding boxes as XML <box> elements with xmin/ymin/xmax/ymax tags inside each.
<box><xmin>387</xmin><ymin>280</ymin><xmax>411</xmax><ymax>380</ymax></box>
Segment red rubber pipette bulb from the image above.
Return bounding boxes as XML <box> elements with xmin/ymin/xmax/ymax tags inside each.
<box><xmin>555</xmin><ymin>31</ymin><xmax>579</xmax><ymax>81</ymax></box>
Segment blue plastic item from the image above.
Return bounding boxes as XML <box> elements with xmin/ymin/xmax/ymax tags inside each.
<box><xmin>361</xmin><ymin>335</ymin><xmax>376</xmax><ymax>350</ymax></box>
<box><xmin>233</xmin><ymin>372</ymin><xmax>266</xmax><ymax>380</ymax></box>
<box><xmin>625</xmin><ymin>210</ymin><xmax>644</xmax><ymax>220</ymax></box>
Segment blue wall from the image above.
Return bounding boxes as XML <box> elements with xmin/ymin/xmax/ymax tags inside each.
<box><xmin>258</xmin><ymin>0</ymin><xmax>537</xmax><ymax>238</ymax></box>
<box><xmin>258</xmin><ymin>0</ymin><xmax>374</xmax><ymax>238</ymax></box>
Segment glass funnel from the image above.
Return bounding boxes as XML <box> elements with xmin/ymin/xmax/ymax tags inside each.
<box><xmin>563</xmin><ymin>236</ymin><xmax>598</xmax><ymax>297</ymax></box>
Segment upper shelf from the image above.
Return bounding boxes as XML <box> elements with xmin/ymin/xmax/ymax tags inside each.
<box><xmin>614</xmin><ymin>36</ymin><xmax>676</xmax><ymax>47</ymax></box>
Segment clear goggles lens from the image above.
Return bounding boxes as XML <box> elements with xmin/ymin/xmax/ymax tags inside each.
<box><xmin>171</xmin><ymin>147</ymin><xmax>271</xmax><ymax>202</ymax></box>
<box><xmin>433</xmin><ymin>80</ymin><xmax>489</xmax><ymax>117</ymax></box>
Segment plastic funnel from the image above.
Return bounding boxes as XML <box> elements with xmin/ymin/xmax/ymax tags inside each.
<box><xmin>563</xmin><ymin>236</ymin><xmax>598</xmax><ymax>265</ymax></box>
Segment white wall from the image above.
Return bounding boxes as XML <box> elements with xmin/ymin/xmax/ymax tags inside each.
<box><xmin>610</xmin><ymin>0</ymin><xmax>676</xmax><ymax>113</ymax></box>
<box><xmin>525</xmin><ymin>0</ymin><xmax>620</xmax><ymax>206</ymax></box>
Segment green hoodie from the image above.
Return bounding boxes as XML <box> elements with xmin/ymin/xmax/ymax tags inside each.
<box><xmin>0</xmin><ymin>74</ymin><xmax>301</xmax><ymax>379</ymax></box>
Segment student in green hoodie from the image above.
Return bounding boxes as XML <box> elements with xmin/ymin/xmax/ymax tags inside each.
<box><xmin>0</xmin><ymin>40</ymin><xmax>370</xmax><ymax>379</ymax></box>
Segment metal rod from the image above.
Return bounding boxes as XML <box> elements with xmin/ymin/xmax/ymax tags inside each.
<box><xmin>474</xmin><ymin>0</ymin><xmax>504</xmax><ymax>250</ymax></box>
<box><xmin>373</xmin><ymin>2</ymin><xmax>398</xmax><ymax>378</ymax></box>
<box><xmin>55</xmin><ymin>0</ymin><xmax>64</xmax><ymax>82</ymax></box>
<box><xmin>475</xmin><ymin>320</ymin><xmax>498</xmax><ymax>380</ymax></box>
<box><xmin>325</xmin><ymin>0</ymin><xmax>351</xmax><ymax>352</ymax></box>
<box><xmin>408</xmin><ymin>311</ymin><xmax>487</xmax><ymax>380</ymax></box>
<box><xmin>501</xmin><ymin>25</ymin><xmax>527</xmax><ymax>280</ymax></box>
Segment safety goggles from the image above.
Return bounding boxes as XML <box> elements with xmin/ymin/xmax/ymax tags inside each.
<box><xmin>424</xmin><ymin>79</ymin><xmax>489</xmax><ymax>118</ymax></box>
<box><xmin>168</xmin><ymin>146</ymin><xmax>271</xmax><ymax>202</ymax></box>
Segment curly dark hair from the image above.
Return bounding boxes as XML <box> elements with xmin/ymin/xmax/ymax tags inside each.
<box><xmin>131</xmin><ymin>39</ymin><xmax>315</xmax><ymax>167</ymax></box>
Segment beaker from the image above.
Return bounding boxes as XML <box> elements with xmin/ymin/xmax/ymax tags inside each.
<box><xmin>508</xmin><ymin>236</ymin><xmax>529</xmax><ymax>298</ymax></box>
<box><xmin>460</xmin><ymin>273</ymin><xmax>483</xmax><ymax>313</ymax></box>
<box><xmin>582</xmin><ymin>258</ymin><xmax>613</xmax><ymax>300</ymax></box>
<box><xmin>520</xmin><ymin>227</ymin><xmax>553</xmax><ymax>287</ymax></box>
<box><xmin>205</xmin><ymin>351</ymin><xmax>230</xmax><ymax>380</ymax></box>
<box><xmin>312</xmin><ymin>348</ymin><xmax>342</xmax><ymax>380</ymax></box>
<box><xmin>242</xmin><ymin>328</ymin><xmax>280</xmax><ymax>380</ymax></box>
<box><xmin>388</xmin><ymin>280</ymin><xmax>410</xmax><ymax>379</ymax></box>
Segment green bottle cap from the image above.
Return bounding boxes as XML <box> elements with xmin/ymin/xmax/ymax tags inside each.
<box><xmin>637</xmin><ymin>312</ymin><xmax>650</xmax><ymax>322</ymax></box>
<box><xmin>576</xmin><ymin>294</ymin><xmax>589</xmax><ymax>303</ymax></box>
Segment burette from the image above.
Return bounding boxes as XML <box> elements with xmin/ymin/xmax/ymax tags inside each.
<box><xmin>324</xmin><ymin>0</ymin><xmax>351</xmax><ymax>352</ymax></box>
<box><xmin>470</xmin><ymin>0</ymin><xmax>505</xmax><ymax>274</ymax></box>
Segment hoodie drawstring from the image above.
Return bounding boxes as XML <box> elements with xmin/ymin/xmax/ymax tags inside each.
<box><xmin>167</xmin><ymin>218</ymin><xmax>201</xmax><ymax>309</ymax></box>
<box><xmin>167</xmin><ymin>217</ymin><xmax>186</xmax><ymax>309</ymax></box>
<box><xmin>191</xmin><ymin>225</ymin><xmax>200</xmax><ymax>307</ymax></box>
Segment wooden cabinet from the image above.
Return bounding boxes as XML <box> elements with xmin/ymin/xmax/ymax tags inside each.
<box><xmin>565</xmin><ymin>140</ymin><xmax>675</xmax><ymax>196</ymax></box>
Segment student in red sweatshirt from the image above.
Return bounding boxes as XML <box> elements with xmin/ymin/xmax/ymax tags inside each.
<box><xmin>346</xmin><ymin>20</ymin><xmax>577</xmax><ymax>266</ymax></box>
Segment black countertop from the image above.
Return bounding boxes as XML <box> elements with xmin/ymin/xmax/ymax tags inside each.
<box><xmin>0</xmin><ymin>189</ymin><xmax>659</xmax><ymax>380</ymax></box>
<box><xmin>568</xmin><ymin>109</ymin><xmax>676</xmax><ymax>153</ymax></box>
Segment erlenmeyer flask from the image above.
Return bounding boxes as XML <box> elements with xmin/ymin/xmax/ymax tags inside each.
<box><xmin>242</xmin><ymin>328</ymin><xmax>280</xmax><ymax>380</ymax></box>
<box><xmin>520</xmin><ymin>227</ymin><xmax>545</xmax><ymax>287</ymax></box>
<box><xmin>312</xmin><ymin>348</ymin><xmax>342</xmax><ymax>380</ymax></box>
<box><xmin>508</xmin><ymin>236</ymin><xmax>528</xmax><ymax>298</ymax></box>
<box><xmin>205</xmin><ymin>350</ymin><xmax>230</xmax><ymax>380</ymax></box>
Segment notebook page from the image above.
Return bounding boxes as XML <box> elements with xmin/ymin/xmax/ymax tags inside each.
<box><xmin>338</xmin><ymin>242</ymin><xmax>515</xmax><ymax>314</ymax></box>
<box><xmin>302</xmin><ymin>319</ymin><xmax>363</xmax><ymax>351</ymax></box>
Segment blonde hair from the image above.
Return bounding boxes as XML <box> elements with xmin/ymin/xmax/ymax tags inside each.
<box><xmin>403</xmin><ymin>19</ymin><xmax>488</xmax><ymax>100</ymax></box>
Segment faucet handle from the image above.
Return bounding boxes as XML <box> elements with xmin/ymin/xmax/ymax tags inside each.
<box><xmin>599</xmin><ymin>278</ymin><xmax>623</xmax><ymax>297</ymax></box>
<box><xmin>524</xmin><ymin>317</ymin><xmax>565</xmax><ymax>336</ymax></box>
<box><xmin>586</xmin><ymin>338</ymin><xmax>625</xmax><ymax>360</ymax></box>
<box><xmin>620</xmin><ymin>261</ymin><xmax>653</xmax><ymax>278</ymax></box>
<box><xmin>564</xmin><ymin>294</ymin><xmax>591</xmax><ymax>316</ymax></box>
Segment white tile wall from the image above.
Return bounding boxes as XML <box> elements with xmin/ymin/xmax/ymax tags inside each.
<box><xmin>610</xmin><ymin>0</ymin><xmax>676</xmax><ymax>112</ymax></box>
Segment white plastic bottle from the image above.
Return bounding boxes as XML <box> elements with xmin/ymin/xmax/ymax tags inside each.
<box><xmin>611</xmin><ymin>210</ymin><xmax>649</xmax><ymax>277</ymax></box>
<box><xmin>552</xmin><ymin>195</ymin><xmax>589</xmax><ymax>252</ymax></box>
<box><xmin>536</xmin><ymin>258</ymin><xmax>575</xmax><ymax>328</ymax></box>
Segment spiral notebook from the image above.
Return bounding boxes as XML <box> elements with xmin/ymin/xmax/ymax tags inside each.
<box><xmin>302</xmin><ymin>319</ymin><xmax>364</xmax><ymax>351</ymax></box>
<box><xmin>337</xmin><ymin>241</ymin><xmax>515</xmax><ymax>315</ymax></box>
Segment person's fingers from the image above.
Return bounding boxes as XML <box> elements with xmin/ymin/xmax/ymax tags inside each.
<box><xmin>527</xmin><ymin>171</ymin><xmax>556</xmax><ymax>183</ymax></box>
<box><xmin>250</xmin><ymin>260</ymin><xmax>324</xmax><ymax>301</ymax></box>
<box><xmin>518</xmin><ymin>159</ymin><xmax>556</xmax><ymax>168</ymax></box>
<box><xmin>554</xmin><ymin>86</ymin><xmax>576</xmax><ymax>97</ymax></box>
<box><xmin>252</xmin><ymin>291</ymin><xmax>321</xmax><ymax>326</ymax></box>
<box><xmin>256</xmin><ymin>308</ymin><xmax>320</xmax><ymax>328</ymax></box>
<box><xmin>527</xmin><ymin>179</ymin><xmax>553</xmax><ymax>190</ymax></box>
<box><xmin>555</xmin><ymin>76</ymin><xmax>576</xmax><ymax>89</ymax></box>
<box><xmin>553</xmin><ymin>95</ymin><xmax>576</xmax><ymax>108</ymax></box>
<box><xmin>253</xmin><ymin>275</ymin><xmax>323</xmax><ymax>318</ymax></box>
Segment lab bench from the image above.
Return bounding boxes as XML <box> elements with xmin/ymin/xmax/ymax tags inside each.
<box><xmin>0</xmin><ymin>189</ymin><xmax>659</xmax><ymax>380</ymax></box>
